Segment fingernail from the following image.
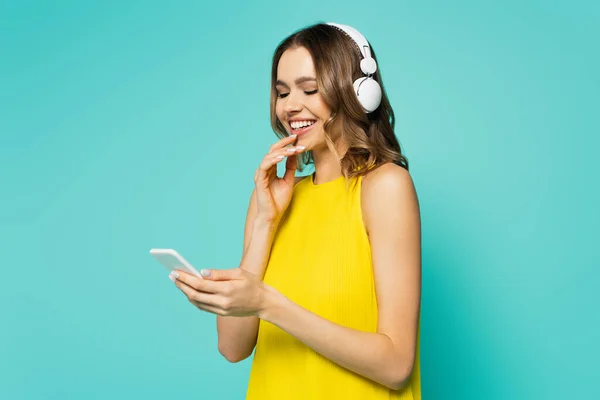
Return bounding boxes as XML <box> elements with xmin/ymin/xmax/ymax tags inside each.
<box><xmin>296</xmin><ymin>145</ymin><xmax>306</xmax><ymax>150</ymax></box>
<box><xmin>290</xmin><ymin>134</ymin><xmax>297</xmax><ymax>138</ymax></box>
<box><xmin>275</xmin><ymin>155</ymin><xmax>285</xmax><ymax>159</ymax></box>
<box><xmin>200</xmin><ymin>269</ymin><xmax>211</xmax><ymax>277</ymax></box>
<box><xmin>169</xmin><ymin>274</ymin><xmax>176</xmax><ymax>282</ymax></box>
<box><xmin>286</xmin><ymin>147</ymin><xmax>296</xmax><ymax>153</ymax></box>
<box><xmin>170</xmin><ymin>271</ymin><xmax>179</xmax><ymax>279</ymax></box>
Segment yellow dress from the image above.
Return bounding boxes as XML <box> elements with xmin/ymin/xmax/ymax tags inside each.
<box><xmin>246</xmin><ymin>173</ymin><xmax>421</xmax><ymax>400</ymax></box>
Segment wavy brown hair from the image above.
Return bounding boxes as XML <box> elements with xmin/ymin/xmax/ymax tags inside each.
<box><xmin>270</xmin><ymin>23</ymin><xmax>409</xmax><ymax>180</ymax></box>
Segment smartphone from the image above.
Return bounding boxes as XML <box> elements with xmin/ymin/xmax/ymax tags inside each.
<box><xmin>149</xmin><ymin>248</ymin><xmax>202</xmax><ymax>277</ymax></box>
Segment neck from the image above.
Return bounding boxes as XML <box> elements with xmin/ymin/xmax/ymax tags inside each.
<box><xmin>311</xmin><ymin>140</ymin><xmax>348</xmax><ymax>184</ymax></box>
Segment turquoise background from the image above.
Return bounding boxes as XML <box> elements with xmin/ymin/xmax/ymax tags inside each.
<box><xmin>1</xmin><ymin>1</ymin><xmax>598</xmax><ymax>399</ymax></box>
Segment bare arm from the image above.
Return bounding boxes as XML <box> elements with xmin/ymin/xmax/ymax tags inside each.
<box><xmin>258</xmin><ymin>165</ymin><xmax>421</xmax><ymax>390</ymax></box>
<box><xmin>216</xmin><ymin>188</ymin><xmax>266</xmax><ymax>362</ymax></box>
<box><xmin>177</xmin><ymin>166</ymin><xmax>419</xmax><ymax>388</ymax></box>
<box><xmin>217</xmin><ymin>177</ymin><xmax>302</xmax><ymax>362</ymax></box>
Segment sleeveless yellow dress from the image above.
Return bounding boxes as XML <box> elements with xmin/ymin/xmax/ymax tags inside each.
<box><xmin>246</xmin><ymin>173</ymin><xmax>421</xmax><ymax>399</ymax></box>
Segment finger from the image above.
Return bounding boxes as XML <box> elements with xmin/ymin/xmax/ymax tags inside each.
<box><xmin>260</xmin><ymin>154</ymin><xmax>284</xmax><ymax>171</ymax></box>
<box><xmin>172</xmin><ymin>270</ymin><xmax>221</xmax><ymax>294</ymax></box>
<box><xmin>187</xmin><ymin>288</ymin><xmax>229</xmax><ymax>310</ymax></box>
<box><xmin>191</xmin><ymin>300</ymin><xmax>226</xmax><ymax>316</ymax></box>
<box><xmin>173</xmin><ymin>278</ymin><xmax>229</xmax><ymax>310</ymax></box>
<box><xmin>173</xmin><ymin>278</ymin><xmax>199</xmax><ymax>299</ymax></box>
<box><xmin>270</xmin><ymin>145</ymin><xmax>305</xmax><ymax>159</ymax></box>
<box><xmin>200</xmin><ymin>268</ymin><xmax>244</xmax><ymax>282</ymax></box>
<box><xmin>254</xmin><ymin>143</ymin><xmax>308</xmax><ymax>186</ymax></box>
<box><xmin>256</xmin><ymin>144</ymin><xmax>306</xmax><ymax>183</ymax></box>
<box><xmin>175</xmin><ymin>281</ymin><xmax>228</xmax><ymax>315</ymax></box>
<box><xmin>283</xmin><ymin>153</ymin><xmax>297</xmax><ymax>186</ymax></box>
<box><xmin>255</xmin><ymin>153</ymin><xmax>286</xmax><ymax>184</ymax></box>
<box><xmin>269</xmin><ymin>134</ymin><xmax>297</xmax><ymax>153</ymax></box>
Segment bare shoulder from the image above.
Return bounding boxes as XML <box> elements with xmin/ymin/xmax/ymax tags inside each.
<box><xmin>361</xmin><ymin>163</ymin><xmax>419</xmax><ymax>235</ymax></box>
<box><xmin>362</xmin><ymin>162</ymin><xmax>414</xmax><ymax>192</ymax></box>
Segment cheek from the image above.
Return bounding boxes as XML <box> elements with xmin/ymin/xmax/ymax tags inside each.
<box><xmin>313</xmin><ymin>97</ymin><xmax>332</xmax><ymax>120</ymax></box>
<box><xmin>306</xmin><ymin>92</ymin><xmax>330</xmax><ymax>118</ymax></box>
<box><xmin>275</xmin><ymin>100</ymin><xmax>284</xmax><ymax>119</ymax></box>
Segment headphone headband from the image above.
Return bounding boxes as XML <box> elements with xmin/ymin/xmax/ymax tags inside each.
<box><xmin>326</xmin><ymin>23</ymin><xmax>372</xmax><ymax>61</ymax></box>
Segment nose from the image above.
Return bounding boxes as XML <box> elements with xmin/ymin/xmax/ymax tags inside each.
<box><xmin>283</xmin><ymin>91</ymin><xmax>303</xmax><ymax>114</ymax></box>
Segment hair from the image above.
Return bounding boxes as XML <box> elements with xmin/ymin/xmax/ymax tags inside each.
<box><xmin>270</xmin><ymin>22</ymin><xmax>409</xmax><ymax>181</ymax></box>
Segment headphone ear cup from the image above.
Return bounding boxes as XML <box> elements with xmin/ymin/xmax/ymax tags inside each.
<box><xmin>353</xmin><ymin>77</ymin><xmax>382</xmax><ymax>113</ymax></box>
<box><xmin>360</xmin><ymin>57</ymin><xmax>377</xmax><ymax>75</ymax></box>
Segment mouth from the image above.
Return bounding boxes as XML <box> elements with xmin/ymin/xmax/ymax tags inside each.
<box><xmin>289</xmin><ymin>119</ymin><xmax>317</xmax><ymax>136</ymax></box>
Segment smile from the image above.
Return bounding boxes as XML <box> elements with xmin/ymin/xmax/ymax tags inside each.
<box><xmin>289</xmin><ymin>120</ymin><xmax>316</xmax><ymax>136</ymax></box>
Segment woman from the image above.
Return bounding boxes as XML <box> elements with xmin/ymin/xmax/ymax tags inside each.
<box><xmin>171</xmin><ymin>22</ymin><xmax>422</xmax><ymax>399</ymax></box>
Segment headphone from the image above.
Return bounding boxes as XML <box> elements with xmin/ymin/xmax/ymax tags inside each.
<box><xmin>326</xmin><ymin>22</ymin><xmax>382</xmax><ymax>113</ymax></box>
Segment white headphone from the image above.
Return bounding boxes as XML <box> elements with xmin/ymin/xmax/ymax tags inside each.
<box><xmin>326</xmin><ymin>23</ymin><xmax>382</xmax><ymax>113</ymax></box>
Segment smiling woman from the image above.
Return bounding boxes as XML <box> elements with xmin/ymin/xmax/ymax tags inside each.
<box><xmin>270</xmin><ymin>23</ymin><xmax>408</xmax><ymax>179</ymax></box>
<box><xmin>171</xmin><ymin>22</ymin><xmax>421</xmax><ymax>400</ymax></box>
<box><xmin>274</xmin><ymin>56</ymin><xmax>331</xmax><ymax>144</ymax></box>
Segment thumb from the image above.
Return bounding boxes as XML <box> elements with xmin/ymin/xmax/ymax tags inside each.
<box><xmin>283</xmin><ymin>153</ymin><xmax>297</xmax><ymax>186</ymax></box>
<box><xmin>200</xmin><ymin>268</ymin><xmax>242</xmax><ymax>281</ymax></box>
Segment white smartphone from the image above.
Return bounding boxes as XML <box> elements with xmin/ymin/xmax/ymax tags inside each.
<box><xmin>149</xmin><ymin>248</ymin><xmax>202</xmax><ymax>278</ymax></box>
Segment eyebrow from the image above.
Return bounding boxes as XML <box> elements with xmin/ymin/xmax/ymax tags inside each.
<box><xmin>275</xmin><ymin>76</ymin><xmax>317</xmax><ymax>89</ymax></box>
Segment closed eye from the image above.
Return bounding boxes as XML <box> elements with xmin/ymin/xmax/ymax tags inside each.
<box><xmin>277</xmin><ymin>90</ymin><xmax>317</xmax><ymax>99</ymax></box>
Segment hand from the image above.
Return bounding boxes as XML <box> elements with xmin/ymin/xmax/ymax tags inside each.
<box><xmin>253</xmin><ymin>135</ymin><xmax>307</xmax><ymax>224</ymax></box>
<box><xmin>170</xmin><ymin>268</ymin><xmax>269</xmax><ymax>317</ymax></box>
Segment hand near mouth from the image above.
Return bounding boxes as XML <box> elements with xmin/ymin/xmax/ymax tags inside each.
<box><xmin>253</xmin><ymin>134</ymin><xmax>307</xmax><ymax>225</ymax></box>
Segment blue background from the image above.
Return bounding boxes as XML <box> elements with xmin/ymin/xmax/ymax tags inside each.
<box><xmin>1</xmin><ymin>1</ymin><xmax>598</xmax><ymax>399</ymax></box>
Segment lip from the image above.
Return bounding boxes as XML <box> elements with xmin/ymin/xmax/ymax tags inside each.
<box><xmin>288</xmin><ymin>119</ymin><xmax>317</xmax><ymax>136</ymax></box>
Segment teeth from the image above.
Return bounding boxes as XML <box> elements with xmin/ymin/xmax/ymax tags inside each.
<box><xmin>291</xmin><ymin>120</ymin><xmax>315</xmax><ymax>129</ymax></box>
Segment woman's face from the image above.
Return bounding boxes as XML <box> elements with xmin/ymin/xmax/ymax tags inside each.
<box><xmin>275</xmin><ymin>46</ymin><xmax>333</xmax><ymax>150</ymax></box>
